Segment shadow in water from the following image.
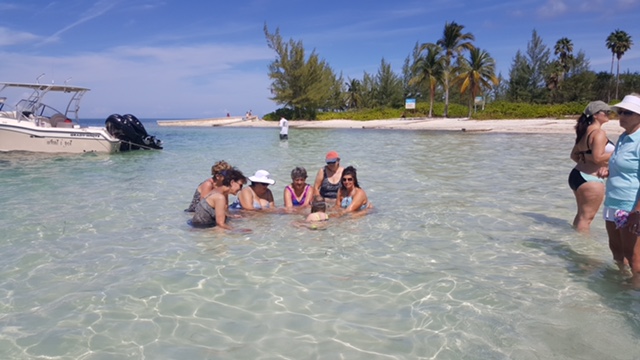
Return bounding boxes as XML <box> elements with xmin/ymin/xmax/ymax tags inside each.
<box><xmin>523</xmin><ymin>237</ymin><xmax>640</xmax><ymax>334</ymax></box>
<box><xmin>521</xmin><ymin>211</ymin><xmax>571</xmax><ymax>230</ymax></box>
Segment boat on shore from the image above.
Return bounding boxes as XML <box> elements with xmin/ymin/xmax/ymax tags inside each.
<box><xmin>0</xmin><ymin>78</ymin><xmax>162</xmax><ymax>154</ymax></box>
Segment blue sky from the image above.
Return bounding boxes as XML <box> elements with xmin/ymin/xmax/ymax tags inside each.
<box><xmin>0</xmin><ymin>0</ymin><xmax>638</xmax><ymax>119</ymax></box>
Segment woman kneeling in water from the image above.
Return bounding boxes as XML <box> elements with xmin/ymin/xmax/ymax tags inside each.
<box><xmin>190</xmin><ymin>168</ymin><xmax>246</xmax><ymax>229</ymax></box>
<box><xmin>335</xmin><ymin>166</ymin><xmax>372</xmax><ymax>215</ymax></box>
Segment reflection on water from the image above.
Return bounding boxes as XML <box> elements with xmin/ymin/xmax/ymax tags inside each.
<box><xmin>0</xmin><ymin>125</ymin><xmax>638</xmax><ymax>359</ymax></box>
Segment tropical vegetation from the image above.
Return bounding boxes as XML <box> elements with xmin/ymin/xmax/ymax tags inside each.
<box><xmin>263</xmin><ymin>23</ymin><xmax>635</xmax><ymax>121</ymax></box>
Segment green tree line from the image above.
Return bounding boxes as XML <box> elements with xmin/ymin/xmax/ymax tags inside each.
<box><xmin>263</xmin><ymin>23</ymin><xmax>635</xmax><ymax>120</ymax></box>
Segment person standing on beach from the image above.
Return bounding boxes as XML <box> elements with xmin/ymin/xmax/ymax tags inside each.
<box><xmin>279</xmin><ymin>116</ymin><xmax>289</xmax><ymax>140</ymax></box>
<box><xmin>568</xmin><ymin>101</ymin><xmax>614</xmax><ymax>233</ymax></box>
<box><xmin>601</xmin><ymin>94</ymin><xmax>640</xmax><ymax>283</ymax></box>
<box><xmin>314</xmin><ymin>151</ymin><xmax>344</xmax><ymax>203</ymax></box>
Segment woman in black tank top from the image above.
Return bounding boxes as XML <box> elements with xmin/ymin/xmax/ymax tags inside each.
<box><xmin>314</xmin><ymin>151</ymin><xmax>343</xmax><ymax>199</ymax></box>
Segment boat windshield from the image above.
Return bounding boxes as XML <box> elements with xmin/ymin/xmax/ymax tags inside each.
<box><xmin>15</xmin><ymin>99</ymin><xmax>65</xmax><ymax>119</ymax></box>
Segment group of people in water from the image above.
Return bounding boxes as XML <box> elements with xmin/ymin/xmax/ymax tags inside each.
<box><xmin>568</xmin><ymin>93</ymin><xmax>640</xmax><ymax>285</ymax></box>
<box><xmin>185</xmin><ymin>150</ymin><xmax>372</xmax><ymax>230</ymax></box>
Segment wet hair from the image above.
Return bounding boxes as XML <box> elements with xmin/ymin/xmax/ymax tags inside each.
<box><xmin>574</xmin><ymin>113</ymin><xmax>594</xmax><ymax>144</ymax></box>
<box><xmin>311</xmin><ymin>195</ymin><xmax>326</xmax><ymax>213</ymax></box>
<box><xmin>211</xmin><ymin>160</ymin><xmax>232</xmax><ymax>176</ymax></box>
<box><xmin>220</xmin><ymin>168</ymin><xmax>246</xmax><ymax>186</ymax></box>
<box><xmin>340</xmin><ymin>166</ymin><xmax>360</xmax><ymax>189</ymax></box>
<box><xmin>291</xmin><ymin>167</ymin><xmax>307</xmax><ymax>180</ymax></box>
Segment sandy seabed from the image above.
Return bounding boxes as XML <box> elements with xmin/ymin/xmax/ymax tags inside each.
<box><xmin>157</xmin><ymin>116</ymin><xmax>625</xmax><ymax>136</ymax></box>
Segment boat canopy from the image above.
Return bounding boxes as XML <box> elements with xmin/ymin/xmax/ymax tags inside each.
<box><xmin>0</xmin><ymin>82</ymin><xmax>90</xmax><ymax>93</ymax></box>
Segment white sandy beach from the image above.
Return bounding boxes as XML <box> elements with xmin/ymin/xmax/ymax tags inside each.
<box><xmin>157</xmin><ymin>117</ymin><xmax>625</xmax><ymax>135</ymax></box>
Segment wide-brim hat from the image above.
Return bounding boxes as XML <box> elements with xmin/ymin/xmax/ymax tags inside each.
<box><xmin>612</xmin><ymin>95</ymin><xmax>640</xmax><ymax>116</ymax></box>
<box><xmin>248</xmin><ymin>170</ymin><xmax>276</xmax><ymax>185</ymax></box>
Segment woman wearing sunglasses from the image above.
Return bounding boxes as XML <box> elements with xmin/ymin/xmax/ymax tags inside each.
<box><xmin>601</xmin><ymin>93</ymin><xmax>640</xmax><ymax>283</ymax></box>
<box><xmin>230</xmin><ymin>170</ymin><xmax>276</xmax><ymax>210</ymax></box>
<box><xmin>335</xmin><ymin>166</ymin><xmax>371</xmax><ymax>214</ymax></box>
<box><xmin>568</xmin><ymin>101</ymin><xmax>614</xmax><ymax>233</ymax></box>
<box><xmin>314</xmin><ymin>151</ymin><xmax>344</xmax><ymax>203</ymax></box>
<box><xmin>185</xmin><ymin>160</ymin><xmax>234</xmax><ymax>212</ymax></box>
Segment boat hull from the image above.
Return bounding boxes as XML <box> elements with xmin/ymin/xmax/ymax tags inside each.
<box><xmin>0</xmin><ymin>121</ymin><xmax>121</xmax><ymax>154</ymax></box>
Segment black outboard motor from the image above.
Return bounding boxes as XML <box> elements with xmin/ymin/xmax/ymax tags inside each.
<box><xmin>105</xmin><ymin>114</ymin><xmax>163</xmax><ymax>151</ymax></box>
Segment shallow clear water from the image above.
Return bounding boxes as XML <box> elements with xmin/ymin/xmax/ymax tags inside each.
<box><xmin>1</xmin><ymin>123</ymin><xmax>639</xmax><ymax>359</ymax></box>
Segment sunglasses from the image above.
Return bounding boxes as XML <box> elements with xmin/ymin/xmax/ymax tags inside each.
<box><xmin>618</xmin><ymin>110</ymin><xmax>636</xmax><ymax>116</ymax></box>
<box><xmin>600</xmin><ymin>110</ymin><xmax>611</xmax><ymax>115</ymax></box>
<box><xmin>341</xmin><ymin>177</ymin><xmax>354</xmax><ymax>182</ymax></box>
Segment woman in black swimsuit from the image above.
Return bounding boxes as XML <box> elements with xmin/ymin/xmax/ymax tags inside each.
<box><xmin>568</xmin><ymin>101</ymin><xmax>613</xmax><ymax>233</ymax></box>
<box><xmin>313</xmin><ymin>151</ymin><xmax>344</xmax><ymax>202</ymax></box>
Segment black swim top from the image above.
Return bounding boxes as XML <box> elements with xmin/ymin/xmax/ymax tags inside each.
<box><xmin>319</xmin><ymin>168</ymin><xmax>340</xmax><ymax>199</ymax></box>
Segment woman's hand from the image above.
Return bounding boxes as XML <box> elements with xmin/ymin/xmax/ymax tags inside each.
<box><xmin>626</xmin><ymin>211</ymin><xmax>640</xmax><ymax>234</ymax></box>
<box><xmin>597</xmin><ymin>167</ymin><xmax>609</xmax><ymax>179</ymax></box>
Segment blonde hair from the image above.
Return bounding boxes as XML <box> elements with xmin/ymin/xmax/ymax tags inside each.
<box><xmin>211</xmin><ymin>160</ymin><xmax>232</xmax><ymax>176</ymax></box>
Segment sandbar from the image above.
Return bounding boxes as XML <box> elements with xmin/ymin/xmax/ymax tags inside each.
<box><xmin>157</xmin><ymin>117</ymin><xmax>624</xmax><ymax>135</ymax></box>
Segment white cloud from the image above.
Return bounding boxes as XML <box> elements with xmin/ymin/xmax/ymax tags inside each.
<box><xmin>0</xmin><ymin>27</ymin><xmax>40</xmax><ymax>46</ymax></box>
<box><xmin>537</xmin><ymin>0</ymin><xmax>568</xmax><ymax>18</ymax></box>
<box><xmin>0</xmin><ymin>42</ymin><xmax>276</xmax><ymax>118</ymax></box>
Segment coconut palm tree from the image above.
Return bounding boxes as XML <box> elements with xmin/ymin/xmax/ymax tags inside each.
<box><xmin>606</xmin><ymin>29</ymin><xmax>634</xmax><ymax>99</ymax></box>
<box><xmin>345</xmin><ymin>78</ymin><xmax>363</xmax><ymax>110</ymax></box>
<box><xmin>454</xmin><ymin>48</ymin><xmax>499</xmax><ymax>118</ymax></box>
<box><xmin>554</xmin><ymin>37</ymin><xmax>573</xmax><ymax>79</ymax></box>
<box><xmin>409</xmin><ymin>44</ymin><xmax>443</xmax><ymax>117</ymax></box>
<box><xmin>428</xmin><ymin>21</ymin><xmax>475</xmax><ymax>117</ymax></box>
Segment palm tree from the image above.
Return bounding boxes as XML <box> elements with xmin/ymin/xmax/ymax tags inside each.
<box><xmin>554</xmin><ymin>37</ymin><xmax>573</xmax><ymax>79</ymax></box>
<box><xmin>345</xmin><ymin>78</ymin><xmax>362</xmax><ymax>110</ymax></box>
<box><xmin>606</xmin><ymin>29</ymin><xmax>634</xmax><ymax>99</ymax></box>
<box><xmin>409</xmin><ymin>44</ymin><xmax>443</xmax><ymax>117</ymax></box>
<box><xmin>429</xmin><ymin>21</ymin><xmax>475</xmax><ymax>117</ymax></box>
<box><xmin>454</xmin><ymin>48</ymin><xmax>499</xmax><ymax>118</ymax></box>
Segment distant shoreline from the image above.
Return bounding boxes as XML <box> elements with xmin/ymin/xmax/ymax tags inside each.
<box><xmin>156</xmin><ymin>117</ymin><xmax>625</xmax><ymax>135</ymax></box>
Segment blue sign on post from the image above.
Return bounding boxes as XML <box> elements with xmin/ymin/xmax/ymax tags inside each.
<box><xmin>405</xmin><ymin>98</ymin><xmax>416</xmax><ymax>110</ymax></box>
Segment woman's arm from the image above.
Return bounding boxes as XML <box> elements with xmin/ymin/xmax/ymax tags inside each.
<box><xmin>570</xmin><ymin>143</ymin><xmax>582</xmax><ymax>163</ymax></box>
<box><xmin>283</xmin><ymin>186</ymin><xmax>293</xmax><ymax>208</ymax></box>
<box><xmin>266</xmin><ymin>189</ymin><xmax>276</xmax><ymax>208</ymax></box>
<box><xmin>302</xmin><ymin>185</ymin><xmax>313</xmax><ymax>206</ymax></box>
<box><xmin>213</xmin><ymin>194</ymin><xmax>232</xmax><ymax>229</ymax></box>
<box><xmin>238</xmin><ymin>188</ymin><xmax>257</xmax><ymax>210</ymax></box>
<box><xmin>589</xmin><ymin>130</ymin><xmax>612</xmax><ymax>166</ymax></box>
<box><xmin>313</xmin><ymin>168</ymin><xmax>324</xmax><ymax>195</ymax></box>
<box><xmin>334</xmin><ymin>188</ymin><xmax>344</xmax><ymax>209</ymax></box>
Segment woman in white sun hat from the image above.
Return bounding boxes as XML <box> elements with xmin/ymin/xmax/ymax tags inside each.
<box><xmin>600</xmin><ymin>93</ymin><xmax>640</xmax><ymax>283</ymax></box>
<box><xmin>230</xmin><ymin>170</ymin><xmax>276</xmax><ymax>210</ymax></box>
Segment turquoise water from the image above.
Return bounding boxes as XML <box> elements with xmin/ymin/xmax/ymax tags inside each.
<box><xmin>1</xmin><ymin>123</ymin><xmax>639</xmax><ymax>359</ymax></box>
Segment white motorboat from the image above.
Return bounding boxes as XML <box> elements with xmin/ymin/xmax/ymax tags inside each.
<box><xmin>0</xmin><ymin>78</ymin><xmax>162</xmax><ymax>154</ymax></box>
